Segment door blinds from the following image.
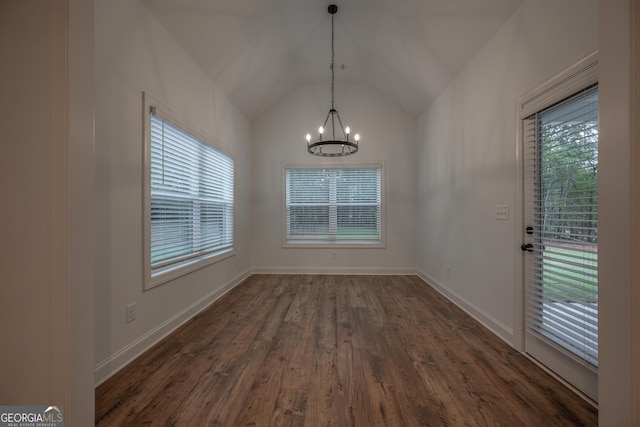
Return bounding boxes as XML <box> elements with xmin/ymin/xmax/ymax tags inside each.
<box><xmin>523</xmin><ymin>84</ymin><xmax>598</xmax><ymax>368</ymax></box>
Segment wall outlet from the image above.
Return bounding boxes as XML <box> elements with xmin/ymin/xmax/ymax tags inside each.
<box><xmin>126</xmin><ymin>303</ymin><xmax>136</xmax><ymax>323</ymax></box>
<box><xmin>331</xmin><ymin>251</ymin><xmax>337</xmax><ymax>259</ymax></box>
<box><xmin>445</xmin><ymin>265</ymin><xmax>451</xmax><ymax>278</ymax></box>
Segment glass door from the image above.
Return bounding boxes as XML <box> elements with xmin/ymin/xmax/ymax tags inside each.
<box><xmin>522</xmin><ymin>84</ymin><xmax>598</xmax><ymax>401</ymax></box>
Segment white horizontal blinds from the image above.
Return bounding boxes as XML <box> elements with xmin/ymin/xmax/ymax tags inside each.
<box><xmin>150</xmin><ymin>112</ymin><xmax>233</xmax><ymax>271</ymax></box>
<box><xmin>286</xmin><ymin>167</ymin><xmax>381</xmax><ymax>242</ymax></box>
<box><xmin>524</xmin><ymin>84</ymin><xmax>598</xmax><ymax>367</ymax></box>
<box><xmin>286</xmin><ymin>169</ymin><xmax>330</xmax><ymax>240</ymax></box>
<box><xmin>335</xmin><ymin>168</ymin><xmax>381</xmax><ymax>240</ymax></box>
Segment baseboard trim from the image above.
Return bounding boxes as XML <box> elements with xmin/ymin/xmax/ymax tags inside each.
<box><xmin>94</xmin><ymin>269</ymin><xmax>252</xmax><ymax>387</ymax></box>
<box><xmin>415</xmin><ymin>269</ymin><xmax>514</xmax><ymax>346</ymax></box>
<box><xmin>251</xmin><ymin>266</ymin><xmax>417</xmax><ymax>275</ymax></box>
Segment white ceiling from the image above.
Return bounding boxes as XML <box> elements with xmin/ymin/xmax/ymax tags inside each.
<box><xmin>141</xmin><ymin>0</ymin><xmax>524</xmax><ymax>120</ymax></box>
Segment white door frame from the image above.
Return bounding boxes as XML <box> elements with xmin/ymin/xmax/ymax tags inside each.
<box><xmin>514</xmin><ymin>51</ymin><xmax>599</xmax><ymax>402</ymax></box>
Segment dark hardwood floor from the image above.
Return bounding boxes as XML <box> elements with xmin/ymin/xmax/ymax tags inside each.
<box><xmin>96</xmin><ymin>274</ymin><xmax>597</xmax><ymax>426</ymax></box>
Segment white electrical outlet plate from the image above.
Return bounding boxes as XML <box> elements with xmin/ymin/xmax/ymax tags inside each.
<box><xmin>496</xmin><ymin>204</ymin><xmax>509</xmax><ymax>220</ymax></box>
<box><xmin>126</xmin><ymin>303</ymin><xmax>136</xmax><ymax>323</ymax></box>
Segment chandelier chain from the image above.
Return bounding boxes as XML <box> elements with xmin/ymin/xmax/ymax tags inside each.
<box><xmin>331</xmin><ymin>12</ymin><xmax>335</xmax><ymax>110</ymax></box>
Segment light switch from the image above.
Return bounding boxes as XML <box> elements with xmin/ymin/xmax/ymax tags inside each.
<box><xmin>496</xmin><ymin>204</ymin><xmax>509</xmax><ymax>220</ymax></box>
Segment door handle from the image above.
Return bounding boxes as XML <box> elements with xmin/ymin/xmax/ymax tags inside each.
<box><xmin>521</xmin><ymin>243</ymin><xmax>533</xmax><ymax>252</ymax></box>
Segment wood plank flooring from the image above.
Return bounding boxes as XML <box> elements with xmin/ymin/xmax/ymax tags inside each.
<box><xmin>96</xmin><ymin>274</ymin><xmax>597</xmax><ymax>426</ymax></box>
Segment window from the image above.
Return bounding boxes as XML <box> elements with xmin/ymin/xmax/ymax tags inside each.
<box><xmin>143</xmin><ymin>94</ymin><xmax>234</xmax><ymax>289</ymax></box>
<box><xmin>284</xmin><ymin>166</ymin><xmax>383</xmax><ymax>246</ymax></box>
<box><xmin>524</xmin><ymin>85</ymin><xmax>598</xmax><ymax>365</ymax></box>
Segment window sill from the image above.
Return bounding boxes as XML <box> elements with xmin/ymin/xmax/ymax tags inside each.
<box><xmin>144</xmin><ymin>248</ymin><xmax>235</xmax><ymax>290</ymax></box>
<box><xmin>283</xmin><ymin>240</ymin><xmax>385</xmax><ymax>249</ymax></box>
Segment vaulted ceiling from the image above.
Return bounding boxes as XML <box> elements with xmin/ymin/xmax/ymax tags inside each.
<box><xmin>141</xmin><ymin>0</ymin><xmax>524</xmax><ymax>120</ymax></box>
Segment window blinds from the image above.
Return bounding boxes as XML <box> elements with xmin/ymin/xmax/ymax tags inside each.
<box><xmin>285</xmin><ymin>167</ymin><xmax>381</xmax><ymax>243</ymax></box>
<box><xmin>150</xmin><ymin>113</ymin><xmax>234</xmax><ymax>273</ymax></box>
<box><xmin>523</xmin><ymin>85</ymin><xmax>598</xmax><ymax>367</ymax></box>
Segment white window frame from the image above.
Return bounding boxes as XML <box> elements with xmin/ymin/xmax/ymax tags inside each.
<box><xmin>282</xmin><ymin>163</ymin><xmax>385</xmax><ymax>248</ymax></box>
<box><xmin>143</xmin><ymin>93</ymin><xmax>234</xmax><ymax>290</ymax></box>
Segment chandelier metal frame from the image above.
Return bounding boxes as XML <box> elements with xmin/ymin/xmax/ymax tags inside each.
<box><xmin>306</xmin><ymin>4</ymin><xmax>360</xmax><ymax>157</ymax></box>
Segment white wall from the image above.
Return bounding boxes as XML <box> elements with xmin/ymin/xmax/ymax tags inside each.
<box><xmin>250</xmin><ymin>84</ymin><xmax>417</xmax><ymax>273</ymax></box>
<box><xmin>415</xmin><ymin>0</ymin><xmax>598</xmax><ymax>343</ymax></box>
<box><xmin>68</xmin><ymin>0</ymin><xmax>96</xmax><ymax>422</ymax></box>
<box><xmin>1</xmin><ymin>1</ymin><xmax>95</xmax><ymax>424</ymax></box>
<box><xmin>598</xmin><ymin>0</ymin><xmax>637</xmax><ymax>424</ymax></box>
<box><xmin>1</xmin><ymin>0</ymin><xmax>71</xmax><ymax>407</ymax></box>
<box><xmin>94</xmin><ymin>0</ymin><xmax>252</xmax><ymax>384</ymax></box>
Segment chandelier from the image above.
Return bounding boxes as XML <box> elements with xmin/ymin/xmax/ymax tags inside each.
<box><xmin>306</xmin><ymin>4</ymin><xmax>360</xmax><ymax>157</ymax></box>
